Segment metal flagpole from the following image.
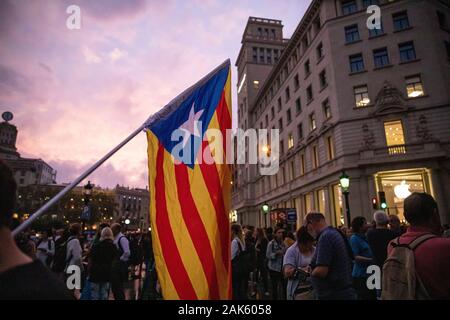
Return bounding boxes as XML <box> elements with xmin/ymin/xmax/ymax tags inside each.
<box><xmin>12</xmin><ymin>124</ymin><xmax>147</xmax><ymax>237</ymax></box>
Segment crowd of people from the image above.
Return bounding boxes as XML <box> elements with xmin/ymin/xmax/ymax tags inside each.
<box><xmin>231</xmin><ymin>194</ymin><xmax>450</xmax><ymax>300</ymax></box>
<box><xmin>1</xmin><ymin>159</ymin><xmax>450</xmax><ymax>300</ymax></box>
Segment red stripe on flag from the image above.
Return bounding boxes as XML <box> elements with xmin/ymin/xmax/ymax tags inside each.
<box><xmin>199</xmin><ymin>140</ymin><xmax>230</xmax><ymax>272</ymax></box>
<box><xmin>155</xmin><ymin>143</ymin><xmax>197</xmax><ymax>299</ymax></box>
<box><xmin>216</xmin><ymin>91</ymin><xmax>232</xmax><ymax>156</ymax></box>
<box><xmin>174</xmin><ymin>163</ymin><xmax>221</xmax><ymax>300</ymax></box>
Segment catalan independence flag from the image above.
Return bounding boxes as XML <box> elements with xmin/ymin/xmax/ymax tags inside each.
<box><xmin>145</xmin><ymin>60</ymin><xmax>232</xmax><ymax>300</ymax></box>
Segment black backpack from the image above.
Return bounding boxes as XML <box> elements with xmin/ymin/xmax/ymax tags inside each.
<box><xmin>52</xmin><ymin>237</ymin><xmax>75</xmax><ymax>273</ymax></box>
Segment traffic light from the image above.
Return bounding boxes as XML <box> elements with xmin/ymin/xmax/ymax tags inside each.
<box><xmin>372</xmin><ymin>197</ymin><xmax>378</xmax><ymax>210</ymax></box>
<box><xmin>378</xmin><ymin>191</ymin><xmax>387</xmax><ymax>210</ymax></box>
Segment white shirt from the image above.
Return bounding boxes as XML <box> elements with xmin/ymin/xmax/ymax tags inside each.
<box><xmin>66</xmin><ymin>236</ymin><xmax>83</xmax><ymax>270</ymax></box>
<box><xmin>36</xmin><ymin>239</ymin><xmax>55</xmax><ymax>266</ymax></box>
<box><xmin>114</xmin><ymin>233</ymin><xmax>130</xmax><ymax>262</ymax></box>
<box><xmin>231</xmin><ymin>237</ymin><xmax>245</xmax><ymax>260</ymax></box>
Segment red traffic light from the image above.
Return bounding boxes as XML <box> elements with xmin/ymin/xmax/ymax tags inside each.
<box><xmin>372</xmin><ymin>197</ymin><xmax>378</xmax><ymax>210</ymax></box>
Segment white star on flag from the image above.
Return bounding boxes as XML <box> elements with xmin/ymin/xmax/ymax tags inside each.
<box><xmin>179</xmin><ymin>103</ymin><xmax>204</xmax><ymax>148</ymax></box>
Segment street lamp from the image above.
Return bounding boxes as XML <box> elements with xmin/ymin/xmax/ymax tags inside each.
<box><xmin>261</xmin><ymin>203</ymin><xmax>270</xmax><ymax>228</ymax></box>
<box><xmin>81</xmin><ymin>181</ymin><xmax>94</xmax><ymax>231</ymax></box>
<box><xmin>339</xmin><ymin>171</ymin><xmax>351</xmax><ymax>227</ymax></box>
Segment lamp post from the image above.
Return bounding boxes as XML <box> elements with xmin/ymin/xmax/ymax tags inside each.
<box><xmin>81</xmin><ymin>181</ymin><xmax>93</xmax><ymax>231</ymax></box>
<box><xmin>262</xmin><ymin>203</ymin><xmax>270</xmax><ymax>228</ymax></box>
<box><xmin>339</xmin><ymin>171</ymin><xmax>351</xmax><ymax>227</ymax></box>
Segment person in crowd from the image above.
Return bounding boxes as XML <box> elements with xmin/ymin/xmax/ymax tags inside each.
<box><xmin>367</xmin><ymin>211</ymin><xmax>396</xmax><ymax>268</ymax></box>
<box><xmin>66</xmin><ymin>223</ymin><xmax>83</xmax><ymax>273</ymax></box>
<box><xmin>231</xmin><ymin>223</ymin><xmax>246</xmax><ymax>300</ymax></box>
<box><xmin>385</xmin><ymin>193</ymin><xmax>450</xmax><ymax>299</ymax></box>
<box><xmin>111</xmin><ymin>223</ymin><xmax>130</xmax><ymax>300</ymax></box>
<box><xmin>244</xmin><ymin>229</ymin><xmax>256</xmax><ymax>298</ymax></box>
<box><xmin>266</xmin><ymin>227</ymin><xmax>286</xmax><ymax>300</ymax></box>
<box><xmin>307</xmin><ymin>212</ymin><xmax>356</xmax><ymax>300</ymax></box>
<box><xmin>15</xmin><ymin>230</ymin><xmax>37</xmax><ymax>260</ymax></box>
<box><xmin>284</xmin><ymin>232</ymin><xmax>296</xmax><ymax>248</ymax></box>
<box><xmin>88</xmin><ymin>227</ymin><xmax>118</xmax><ymax>300</ymax></box>
<box><xmin>388</xmin><ymin>214</ymin><xmax>406</xmax><ymax>237</ymax></box>
<box><xmin>0</xmin><ymin>160</ymin><xmax>72</xmax><ymax>299</ymax></box>
<box><xmin>254</xmin><ymin>228</ymin><xmax>269</xmax><ymax>297</ymax></box>
<box><xmin>350</xmin><ymin>217</ymin><xmax>376</xmax><ymax>300</ymax></box>
<box><xmin>283</xmin><ymin>226</ymin><xmax>316</xmax><ymax>300</ymax></box>
<box><xmin>36</xmin><ymin>229</ymin><xmax>55</xmax><ymax>268</ymax></box>
<box><xmin>265</xmin><ymin>227</ymin><xmax>274</xmax><ymax>242</ymax></box>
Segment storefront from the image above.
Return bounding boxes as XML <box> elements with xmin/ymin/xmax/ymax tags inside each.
<box><xmin>374</xmin><ymin>168</ymin><xmax>432</xmax><ymax>222</ymax></box>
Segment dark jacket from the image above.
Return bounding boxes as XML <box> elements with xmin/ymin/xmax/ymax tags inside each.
<box><xmin>88</xmin><ymin>239</ymin><xmax>118</xmax><ymax>283</ymax></box>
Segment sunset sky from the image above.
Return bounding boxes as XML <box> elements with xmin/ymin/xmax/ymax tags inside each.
<box><xmin>0</xmin><ymin>0</ymin><xmax>311</xmax><ymax>188</ymax></box>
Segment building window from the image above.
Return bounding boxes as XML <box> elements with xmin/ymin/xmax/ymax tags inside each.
<box><xmin>295</xmin><ymin>98</ymin><xmax>302</xmax><ymax>114</ymax></box>
<box><xmin>259</xmin><ymin>47</ymin><xmax>265</xmax><ymax>63</ymax></box>
<box><xmin>304</xmin><ymin>60</ymin><xmax>311</xmax><ymax>76</ymax></box>
<box><xmin>253</xmin><ymin>80</ymin><xmax>260</xmax><ymax>89</ymax></box>
<box><xmin>300</xmin><ymin>154</ymin><xmax>306</xmax><ymax>175</ymax></box>
<box><xmin>287</xmin><ymin>108</ymin><xmax>292</xmax><ymax>123</ymax></box>
<box><xmin>302</xmin><ymin>36</ymin><xmax>309</xmax><ymax>50</ymax></box>
<box><xmin>363</xmin><ymin>0</ymin><xmax>379</xmax><ymax>8</ymax></box>
<box><xmin>285</xmin><ymin>86</ymin><xmax>291</xmax><ymax>102</ymax></box>
<box><xmin>265</xmin><ymin>114</ymin><xmax>269</xmax><ymax>127</ymax></box>
<box><xmin>393</xmin><ymin>11</ymin><xmax>410</xmax><ymax>32</ymax></box>
<box><xmin>349</xmin><ymin>53</ymin><xmax>365</xmax><ymax>73</ymax></box>
<box><xmin>309</xmin><ymin>113</ymin><xmax>316</xmax><ymax>131</ymax></box>
<box><xmin>290</xmin><ymin>160</ymin><xmax>295</xmax><ymax>180</ymax></box>
<box><xmin>384</xmin><ymin>120</ymin><xmax>406</xmax><ymax>154</ymax></box>
<box><xmin>312</xmin><ymin>145</ymin><xmax>319</xmax><ymax>169</ymax></box>
<box><xmin>288</xmin><ymin>134</ymin><xmax>294</xmax><ymax>149</ymax></box>
<box><xmin>298</xmin><ymin>123</ymin><xmax>303</xmax><ymax>140</ymax></box>
<box><xmin>277</xmin><ymin>97</ymin><xmax>282</xmax><ymax>112</ymax></box>
<box><xmin>345</xmin><ymin>24</ymin><xmax>360</xmax><ymax>43</ymax></box>
<box><xmin>280</xmin><ymin>139</ymin><xmax>285</xmax><ymax>155</ymax></box>
<box><xmin>317</xmin><ymin>42</ymin><xmax>324</xmax><ymax>60</ymax></box>
<box><xmin>342</xmin><ymin>0</ymin><xmax>357</xmax><ymax>15</ymax></box>
<box><xmin>271</xmin><ymin>106</ymin><xmax>275</xmax><ymax>120</ymax></box>
<box><xmin>307</xmin><ymin>85</ymin><xmax>313</xmax><ymax>102</ymax></box>
<box><xmin>369</xmin><ymin>20</ymin><xmax>384</xmax><ymax>37</ymax></box>
<box><xmin>274</xmin><ymin>49</ymin><xmax>280</xmax><ymax>62</ymax></box>
<box><xmin>314</xmin><ymin>16</ymin><xmax>321</xmax><ymax>32</ymax></box>
<box><xmin>373</xmin><ymin>47</ymin><xmax>390</xmax><ymax>68</ymax></box>
<box><xmin>252</xmin><ymin>47</ymin><xmax>258</xmax><ymax>62</ymax></box>
<box><xmin>399</xmin><ymin>41</ymin><xmax>416</xmax><ymax>63</ymax></box>
<box><xmin>354</xmin><ymin>85</ymin><xmax>370</xmax><ymax>107</ymax></box>
<box><xmin>294</xmin><ymin>74</ymin><xmax>300</xmax><ymax>90</ymax></box>
<box><xmin>323</xmin><ymin>99</ymin><xmax>331</xmax><ymax>119</ymax></box>
<box><xmin>326</xmin><ymin>136</ymin><xmax>335</xmax><ymax>160</ymax></box>
<box><xmin>405</xmin><ymin>75</ymin><xmax>425</xmax><ymax>98</ymax></box>
<box><xmin>319</xmin><ymin>69</ymin><xmax>328</xmax><ymax>89</ymax></box>
<box><xmin>278</xmin><ymin>118</ymin><xmax>284</xmax><ymax>132</ymax></box>
<box><xmin>267</xmin><ymin>48</ymin><xmax>272</xmax><ymax>64</ymax></box>
<box><xmin>437</xmin><ymin>11</ymin><xmax>449</xmax><ymax>30</ymax></box>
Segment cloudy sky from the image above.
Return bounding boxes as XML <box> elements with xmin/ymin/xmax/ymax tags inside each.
<box><xmin>0</xmin><ymin>0</ymin><xmax>311</xmax><ymax>188</ymax></box>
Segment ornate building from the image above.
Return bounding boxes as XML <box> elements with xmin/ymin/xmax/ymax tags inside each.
<box><xmin>232</xmin><ymin>0</ymin><xmax>450</xmax><ymax>228</ymax></box>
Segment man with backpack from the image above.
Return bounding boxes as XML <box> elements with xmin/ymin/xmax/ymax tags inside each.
<box><xmin>111</xmin><ymin>223</ymin><xmax>130</xmax><ymax>300</ymax></box>
<box><xmin>382</xmin><ymin>193</ymin><xmax>450</xmax><ymax>300</ymax></box>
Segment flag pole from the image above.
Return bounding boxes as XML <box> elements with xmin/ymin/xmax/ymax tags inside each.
<box><xmin>12</xmin><ymin>123</ymin><xmax>147</xmax><ymax>237</ymax></box>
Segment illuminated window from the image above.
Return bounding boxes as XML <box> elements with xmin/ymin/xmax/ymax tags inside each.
<box><xmin>384</xmin><ymin>120</ymin><xmax>406</xmax><ymax>154</ymax></box>
<box><xmin>405</xmin><ymin>75</ymin><xmax>424</xmax><ymax>98</ymax></box>
<box><xmin>253</xmin><ymin>80</ymin><xmax>260</xmax><ymax>89</ymax></box>
<box><xmin>354</xmin><ymin>85</ymin><xmax>370</xmax><ymax>107</ymax></box>
<box><xmin>309</xmin><ymin>113</ymin><xmax>316</xmax><ymax>131</ymax></box>
<box><xmin>288</xmin><ymin>134</ymin><xmax>294</xmax><ymax>149</ymax></box>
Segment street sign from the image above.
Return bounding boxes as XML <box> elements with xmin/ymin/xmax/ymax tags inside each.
<box><xmin>287</xmin><ymin>209</ymin><xmax>297</xmax><ymax>223</ymax></box>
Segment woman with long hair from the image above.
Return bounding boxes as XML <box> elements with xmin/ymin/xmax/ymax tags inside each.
<box><xmin>254</xmin><ymin>228</ymin><xmax>269</xmax><ymax>296</ymax></box>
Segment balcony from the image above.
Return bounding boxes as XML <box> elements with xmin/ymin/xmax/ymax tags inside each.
<box><xmin>359</xmin><ymin>141</ymin><xmax>446</xmax><ymax>165</ymax></box>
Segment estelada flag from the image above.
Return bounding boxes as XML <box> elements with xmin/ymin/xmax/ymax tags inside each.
<box><xmin>144</xmin><ymin>60</ymin><xmax>232</xmax><ymax>300</ymax></box>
